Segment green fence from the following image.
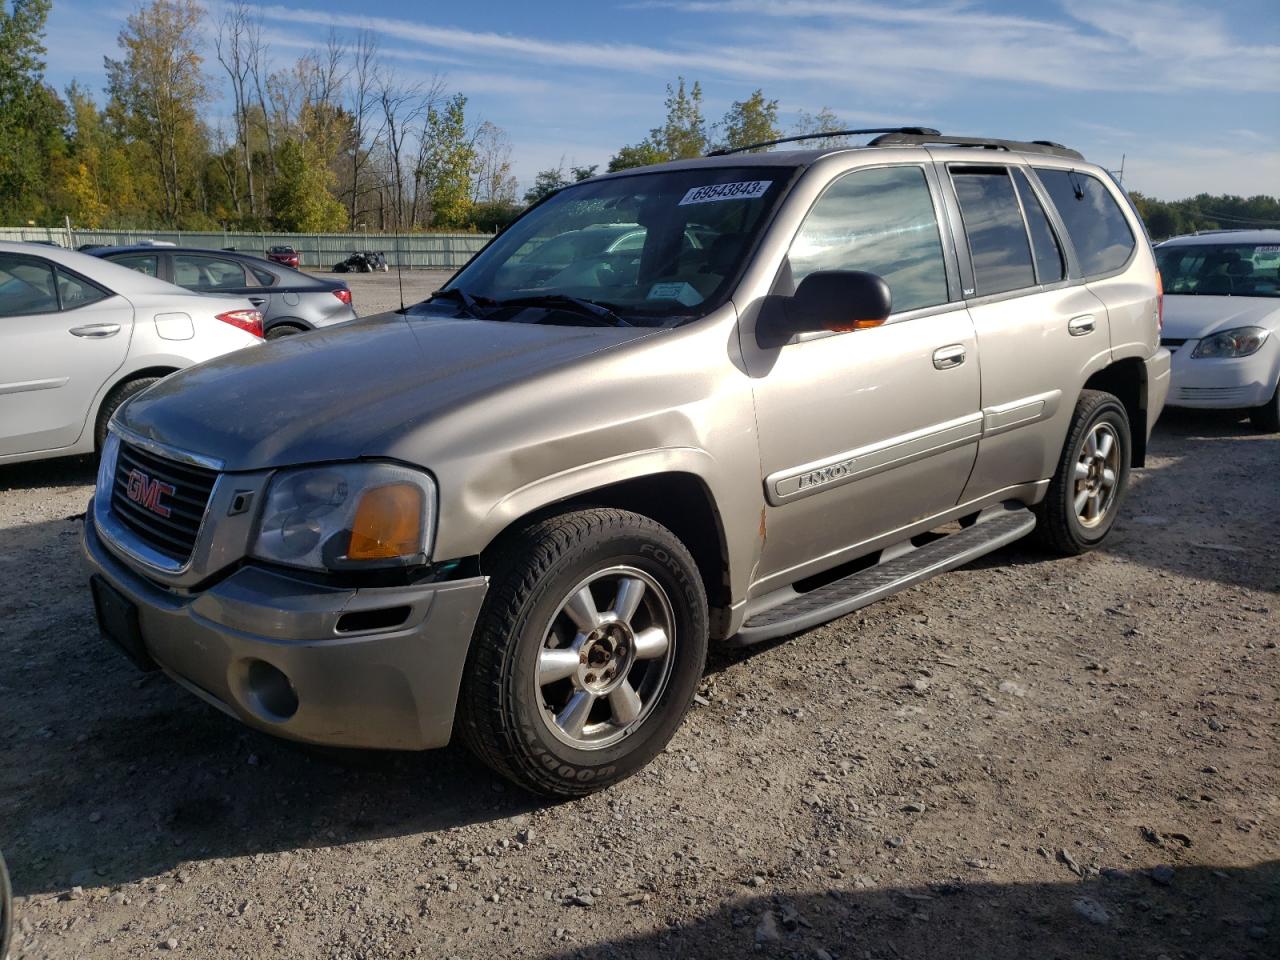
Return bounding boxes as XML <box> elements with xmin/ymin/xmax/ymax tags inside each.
<box><xmin>0</xmin><ymin>227</ymin><xmax>494</xmax><ymax>270</ymax></box>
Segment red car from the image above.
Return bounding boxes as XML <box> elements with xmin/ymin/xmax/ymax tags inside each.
<box><xmin>266</xmin><ymin>245</ymin><xmax>300</xmax><ymax>269</ymax></box>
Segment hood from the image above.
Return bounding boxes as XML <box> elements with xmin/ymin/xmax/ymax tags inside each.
<box><xmin>119</xmin><ymin>312</ymin><xmax>656</xmax><ymax>471</ymax></box>
<box><xmin>1161</xmin><ymin>295</ymin><xmax>1280</xmax><ymax>340</ymax></box>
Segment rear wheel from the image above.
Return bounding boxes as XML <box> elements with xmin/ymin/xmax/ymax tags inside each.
<box><xmin>1249</xmin><ymin>381</ymin><xmax>1280</xmax><ymax>433</ymax></box>
<box><xmin>1033</xmin><ymin>389</ymin><xmax>1131</xmax><ymax>555</ymax></box>
<box><xmin>265</xmin><ymin>323</ymin><xmax>307</xmax><ymax>340</ymax></box>
<box><xmin>457</xmin><ymin>508</ymin><xmax>708</xmax><ymax>797</ymax></box>
<box><xmin>95</xmin><ymin>377</ymin><xmax>161</xmax><ymax>452</ymax></box>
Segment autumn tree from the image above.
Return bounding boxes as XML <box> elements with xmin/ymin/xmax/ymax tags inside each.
<box><xmin>0</xmin><ymin>0</ymin><xmax>65</xmax><ymax>222</ymax></box>
<box><xmin>269</xmin><ymin>138</ymin><xmax>347</xmax><ymax>231</ymax></box>
<box><xmin>416</xmin><ymin>93</ymin><xmax>475</xmax><ymax>228</ymax></box>
<box><xmin>793</xmin><ymin>106</ymin><xmax>851</xmax><ymax>147</ymax></box>
<box><xmin>716</xmin><ymin>89</ymin><xmax>780</xmax><ymax>152</ymax></box>
<box><xmin>105</xmin><ymin>0</ymin><xmax>214</xmax><ymax>225</ymax></box>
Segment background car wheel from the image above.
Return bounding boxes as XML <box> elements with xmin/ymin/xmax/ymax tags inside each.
<box><xmin>457</xmin><ymin>508</ymin><xmax>708</xmax><ymax>798</ymax></box>
<box><xmin>265</xmin><ymin>324</ymin><xmax>306</xmax><ymax>340</ymax></box>
<box><xmin>95</xmin><ymin>377</ymin><xmax>161</xmax><ymax>452</ymax></box>
<box><xmin>1032</xmin><ymin>389</ymin><xmax>1131</xmax><ymax>556</ymax></box>
<box><xmin>1248</xmin><ymin>382</ymin><xmax>1280</xmax><ymax>433</ymax></box>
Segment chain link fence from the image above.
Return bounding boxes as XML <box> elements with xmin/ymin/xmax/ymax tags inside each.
<box><xmin>0</xmin><ymin>226</ymin><xmax>494</xmax><ymax>270</ymax></box>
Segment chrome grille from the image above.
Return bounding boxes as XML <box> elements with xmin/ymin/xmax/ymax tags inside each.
<box><xmin>110</xmin><ymin>442</ymin><xmax>217</xmax><ymax>563</ymax></box>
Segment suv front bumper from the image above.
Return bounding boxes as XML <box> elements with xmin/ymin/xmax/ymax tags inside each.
<box><xmin>83</xmin><ymin>502</ymin><xmax>488</xmax><ymax>751</ymax></box>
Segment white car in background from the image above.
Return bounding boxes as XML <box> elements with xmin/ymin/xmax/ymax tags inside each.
<box><xmin>1156</xmin><ymin>229</ymin><xmax>1280</xmax><ymax>432</ymax></box>
<box><xmin>0</xmin><ymin>241</ymin><xmax>263</xmax><ymax>465</ymax></box>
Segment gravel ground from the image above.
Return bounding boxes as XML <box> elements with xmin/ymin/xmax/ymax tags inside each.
<box><xmin>0</xmin><ymin>383</ymin><xmax>1276</xmax><ymax>956</ymax></box>
<box><xmin>327</xmin><ymin>270</ymin><xmax>456</xmax><ymax>317</ymax></box>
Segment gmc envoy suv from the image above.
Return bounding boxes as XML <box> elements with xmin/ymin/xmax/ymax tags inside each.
<box><xmin>83</xmin><ymin>130</ymin><xmax>1170</xmax><ymax>797</ymax></box>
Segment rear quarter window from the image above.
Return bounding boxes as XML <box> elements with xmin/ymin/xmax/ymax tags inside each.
<box><xmin>1035</xmin><ymin>169</ymin><xmax>1135</xmax><ymax>277</ymax></box>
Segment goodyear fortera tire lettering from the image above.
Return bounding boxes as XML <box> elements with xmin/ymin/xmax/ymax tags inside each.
<box><xmin>456</xmin><ymin>508</ymin><xmax>708</xmax><ymax>798</ymax></box>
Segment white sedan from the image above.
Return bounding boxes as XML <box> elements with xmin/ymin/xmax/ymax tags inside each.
<box><xmin>0</xmin><ymin>241</ymin><xmax>263</xmax><ymax>465</ymax></box>
<box><xmin>1156</xmin><ymin>229</ymin><xmax>1280</xmax><ymax>432</ymax></box>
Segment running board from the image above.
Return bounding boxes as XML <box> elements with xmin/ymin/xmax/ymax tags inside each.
<box><xmin>730</xmin><ymin>505</ymin><xmax>1036</xmax><ymax>646</ymax></box>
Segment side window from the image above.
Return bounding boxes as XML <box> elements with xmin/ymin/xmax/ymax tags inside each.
<box><xmin>951</xmin><ymin>168</ymin><xmax>1036</xmax><ymax>296</ymax></box>
<box><xmin>112</xmin><ymin>254</ymin><xmax>159</xmax><ymax>277</ymax></box>
<box><xmin>0</xmin><ymin>255</ymin><xmax>60</xmax><ymax>317</ymax></box>
<box><xmin>55</xmin><ymin>269</ymin><xmax>108</xmax><ymax>310</ymax></box>
<box><xmin>173</xmin><ymin>255</ymin><xmax>246</xmax><ymax>290</ymax></box>
<box><xmin>1034</xmin><ymin>168</ymin><xmax>1136</xmax><ymax>277</ymax></box>
<box><xmin>251</xmin><ymin>266</ymin><xmax>276</xmax><ymax>286</ymax></box>
<box><xmin>789</xmin><ymin>165</ymin><xmax>949</xmax><ymax>314</ymax></box>
<box><xmin>1012</xmin><ymin>170</ymin><xmax>1065</xmax><ymax>284</ymax></box>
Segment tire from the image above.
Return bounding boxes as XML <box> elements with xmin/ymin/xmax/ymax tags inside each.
<box><xmin>95</xmin><ymin>377</ymin><xmax>161</xmax><ymax>452</ymax></box>
<box><xmin>456</xmin><ymin>508</ymin><xmax>708</xmax><ymax>798</ymax></box>
<box><xmin>1032</xmin><ymin>389</ymin><xmax>1131</xmax><ymax>556</ymax></box>
<box><xmin>1249</xmin><ymin>382</ymin><xmax>1280</xmax><ymax>433</ymax></box>
<box><xmin>265</xmin><ymin>323</ymin><xmax>306</xmax><ymax>340</ymax></box>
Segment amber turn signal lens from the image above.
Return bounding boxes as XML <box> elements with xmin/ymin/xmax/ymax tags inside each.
<box><xmin>347</xmin><ymin>483</ymin><xmax>424</xmax><ymax>560</ymax></box>
<box><xmin>825</xmin><ymin>317</ymin><xmax>886</xmax><ymax>333</ymax></box>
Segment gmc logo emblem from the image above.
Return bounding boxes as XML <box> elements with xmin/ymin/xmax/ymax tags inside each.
<box><xmin>125</xmin><ymin>469</ymin><xmax>176</xmax><ymax>518</ymax></box>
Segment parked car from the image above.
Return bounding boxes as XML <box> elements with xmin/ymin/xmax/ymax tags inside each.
<box><xmin>266</xmin><ymin>244</ymin><xmax>300</xmax><ymax>268</ymax></box>
<box><xmin>1154</xmin><ymin>229</ymin><xmax>1280</xmax><ymax>431</ymax></box>
<box><xmin>82</xmin><ymin>131</ymin><xmax>1168</xmax><ymax>797</ymax></box>
<box><xmin>0</xmin><ymin>242</ymin><xmax>262</xmax><ymax>465</ymax></box>
<box><xmin>89</xmin><ymin>246</ymin><xmax>355</xmax><ymax>339</ymax></box>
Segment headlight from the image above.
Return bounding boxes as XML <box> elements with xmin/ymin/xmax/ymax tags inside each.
<box><xmin>252</xmin><ymin>462</ymin><xmax>436</xmax><ymax>571</ymax></box>
<box><xmin>1191</xmin><ymin>326</ymin><xmax>1270</xmax><ymax>358</ymax></box>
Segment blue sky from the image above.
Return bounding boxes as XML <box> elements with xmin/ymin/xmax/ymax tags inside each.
<box><xmin>43</xmin><ymin>0</ymin><xmax>1280</xmax><ymax>199</ymax></box>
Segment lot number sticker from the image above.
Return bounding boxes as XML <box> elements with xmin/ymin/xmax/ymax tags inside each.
<box><xmin>679</xmin><ymin>180</ymin><xmax>772</xmax><ymax>205</ymax></box>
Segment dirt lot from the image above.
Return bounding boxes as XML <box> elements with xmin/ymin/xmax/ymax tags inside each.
<box><xmin>0</xmin><ymin>356</ymin><xmax>1276</xmax><ymax>957</ymax></box>
<box><xmin>327</xmin><ymin>269</ymin><xmax>455</xmax><ymax>318</ymax></box>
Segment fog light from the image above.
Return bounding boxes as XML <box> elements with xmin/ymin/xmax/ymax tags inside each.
<box><xmin>239</xmin><ymin>659</ymin><xmax>298</xmax><ymax>722</ymax></box>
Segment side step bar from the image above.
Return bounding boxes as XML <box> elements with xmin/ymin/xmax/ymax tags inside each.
<box><xmin>731</xmin><ymin>505</ymin><xmax>1036</xmax><ymax>646</ymax></box>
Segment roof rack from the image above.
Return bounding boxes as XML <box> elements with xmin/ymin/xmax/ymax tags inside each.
<box><xmin>705</xmin><ymin>127</ymin><xmax>940</xmax><ymax>157</ymax></box>
<box><xmin>868</xmin><ymin>132</ymin><xmax>1084</xmax><ymax>161</ymax></box>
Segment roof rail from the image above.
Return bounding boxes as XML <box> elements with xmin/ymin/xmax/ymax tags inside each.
<box><xmin>705</xmin><ymin>127</ymin><xmax>940</xmax><ymax>157</ymax></box>
<box><xmin>867</xmin><ymin>132</ymin><xmax>1084</xmax><ymax>160</ymax></box>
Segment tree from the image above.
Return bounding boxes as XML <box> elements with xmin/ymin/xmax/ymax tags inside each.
<box><xmin>470</xmin><ymin>120</ymin><xmax>517</xmax><ymax>205</ymax></box>
<box><xmin>716</xmin><ymin>89</ymin><xmax>779</xmax><ymax>152</ymax></box>
<box><xmin>792</xmin><ymin>107</ymin><xmax>851</xmax><ymax>148</ymax></box>
<box><xmin>570</xmin><ymin>164</ymin><xmax>598</xmax><ymax>182</ymax></box>
<box><xmin>105</xmin><ymin>0</ymin><xmax>214</xmax><ymax>225</ymax></box>
<box><xmin>607</xmin><ymin>77</ymin><xmax>706</xmax><ymax>171</ymax></box>
<box><xmin>416</xmin><ymin>92</ymin><xmax>475</xmax><ymax>229</ymax></box>
<box><xmin>607</xmin><ymin>141</ymin><xmax>667</xmax><ymax>172</ymax></box>
<box><xmin>268</xmin><ymin>138</ymin><xmax>346</xmax><ymax>231</ymax></box>
<box><xmin>0</xmin><ymin>0</ymin><xmax>64</xmax><ymax>223</ymax></box>
<box><xmin>523</xmin><ymin>167</ymin><xmax>569</xmax><ymax>205</ymax></box>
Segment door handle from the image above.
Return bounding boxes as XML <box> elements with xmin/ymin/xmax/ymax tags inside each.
<box><xmin>69</xmin><ymin>323</ymin><xmax>121</xmax><ymax>338</ymax></box>
<box><xmin>248</xmin><ymin>296</ymin><xmax>266</xmax><ymax>306</ymax></box>
<box><xmin>1068</xmin><ymin>314</ymin><xmax>1096</xmax><ymax>336</ymax></box>
<box><xmin>932</xmin><ymin>344</ymin><xmax>966</xmax><ymax>369</ymax></box>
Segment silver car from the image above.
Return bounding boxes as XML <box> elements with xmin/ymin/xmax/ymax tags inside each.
<box><xmin>82</xmin><ymin>131</ymin><xmax>1169</xmax><ymax>797</ymax></box>
<box><xmin>0</xmin><ymin>242</ymin><xmax>262</xmax><ymax>465</ymax></box>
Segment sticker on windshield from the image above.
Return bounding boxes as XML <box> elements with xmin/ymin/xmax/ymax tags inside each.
<box><xmin>678</xmin><ymin>180</ymin><xmax>772</xmax><ymax>205</ymax></box>
<box><xmin>1256</xmin><ymin>245</ymin><xmax>1280</xmax><ymax>254</ymax></box>
<box><xmin>646</xmin><ymin>282</ymin><xmax>704</xmax><ymax>306</ymax></box>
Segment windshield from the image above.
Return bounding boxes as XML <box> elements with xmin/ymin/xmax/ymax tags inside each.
<box><xmin>1155</xmin><ymin>243</ymin><xmax>1280</xmax><ymax>298</ymax></box>
<box><xmin>431</xmin><ymin>166</ymin><xmax>795</xmax><ymax>325</ymax></box>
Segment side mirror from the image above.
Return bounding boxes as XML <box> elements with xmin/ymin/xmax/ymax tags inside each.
<box><xmin>757</xmin><ymin>270</ymin><xmax>893</xmax><ymax>348</ymax></box>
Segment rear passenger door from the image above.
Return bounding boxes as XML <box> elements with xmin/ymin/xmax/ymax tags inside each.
<box><xmin>941</xmin><ymin>163</ymin><xmax>1114</xmax><ymax>500</ymax></box>
<box><xmin>172</xmin><ymin>254</ymin><xmax>252</xmax><ymax>295</ymax></box>
<box><xmin>1033</xmin><ymin>168</ymin><xmax>1146</xmax><ymax>358</ymax></box>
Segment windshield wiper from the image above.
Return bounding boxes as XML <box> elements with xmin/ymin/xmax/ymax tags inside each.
<box><xmin>495</xmin><ymin>294</ymin><xmax>634</xmax><ymax>327</ymax></box>
<box><xmin>427</xmin><ymin>287</ymin><xmax>496</xmax><ymax>317</ymax></box>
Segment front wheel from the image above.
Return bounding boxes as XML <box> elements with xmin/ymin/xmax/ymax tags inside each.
<box><xmin>1033</xmin><ymin>389</ymin><xmax>1131</xmax><ymax>555</ymax></box>
<box><xmin>1249</xmin><ymin>381</ymin><xmax>1280</xmax><ymax>433</ymax></box>
<box><xmin>457</xmin><ymin>509</ymin><xmax>708</xmax><ymax>797</ymax></box>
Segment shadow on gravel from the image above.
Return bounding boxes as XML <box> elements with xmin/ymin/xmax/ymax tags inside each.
<box><xmin>538</xmin><ymin>862</ymin><xmax>1279</xmax><ymax>960</ymax></box>
<box><xmin>0</xmin><ymin>517</ymin><xmax>547</xmax><ymax>900</ymax></box>
<box><xmin>0</xmin><ymin>456</ymin><xmax>96</xmax><ymax>493</ymax></box>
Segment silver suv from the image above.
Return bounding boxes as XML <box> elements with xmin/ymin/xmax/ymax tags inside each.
<box><xmin>82</xmin><ymin>130</ymin><xmax>1170</xmax><ymax>797</ymax></box>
